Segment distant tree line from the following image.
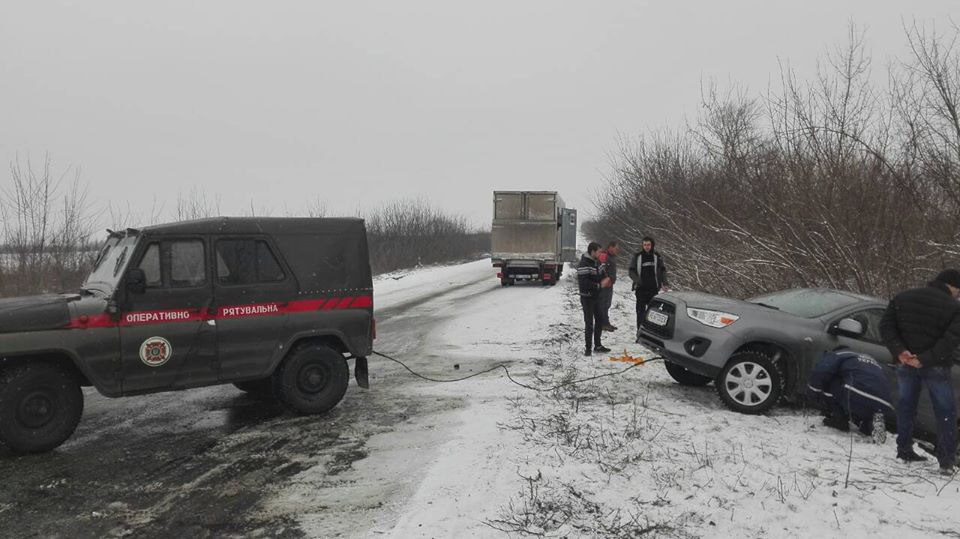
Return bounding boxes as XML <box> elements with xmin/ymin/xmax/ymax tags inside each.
<box><xmin>585</xmin><ymin>23</ymin><xmax>960</xmax><ymax>299</ymax></box>
<box><xmin>0</xmin><ymin>160</ymin><xmax>489</xmax><ymax>295</ymax></box>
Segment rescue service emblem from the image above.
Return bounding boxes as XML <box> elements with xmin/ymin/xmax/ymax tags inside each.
<box><xmin>139</xmin><ymin>337</ymin><xmax>173</xmax><ymax>367</ymax></box>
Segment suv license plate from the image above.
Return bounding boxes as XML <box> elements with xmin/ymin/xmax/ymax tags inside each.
<box><xmin>647</xmin><ymin>310</ymin><xmax>669</xmax><ymax>326</ymax></box>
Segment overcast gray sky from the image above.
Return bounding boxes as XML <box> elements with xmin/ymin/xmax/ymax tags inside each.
<box><xmin>1</xmin><ymin>1</ymin><xmax>955</xmax><ymax>227</ymax></box>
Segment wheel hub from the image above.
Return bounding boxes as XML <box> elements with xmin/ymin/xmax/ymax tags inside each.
<box><xmin>297</xmin><ymin>364</ymin><xmax>329</xmax><ymax>394</ymax></box>
<box><xmin>725</xmin><ymin>361</ymin><xmax>772</xmax><ymax>406</ymax></box>
<box><xmin>17</xmin><ymin>390</ymin><xmax>57</xmax><ymax>429</ymax></box>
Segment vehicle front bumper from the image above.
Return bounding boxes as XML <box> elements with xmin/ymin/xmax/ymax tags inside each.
<box><xmin>638</xmin><ymin>296</ymin><xmax>743</xmax><ymax>379</ymax></box>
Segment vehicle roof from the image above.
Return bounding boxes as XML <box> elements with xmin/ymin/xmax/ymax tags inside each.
<box><xmin>136</xmin><ymin>216</ymin><xmax>365</xmax><ymax>236</ymax></box>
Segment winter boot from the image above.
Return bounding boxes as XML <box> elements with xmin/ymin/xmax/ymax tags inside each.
<box><xmin>896</xmin><ymin>449</ymin><xmax>928</xmax><ymax>462</ymax></box>
<box><xmin>594</xmin><ymin>345</ymin><xmax>611</xmax><ymax>353</ymax></box>
<box><xmin>822</xmin><ymin>414</ymin><xmax>849</xmax><ymax>432</ymax></box>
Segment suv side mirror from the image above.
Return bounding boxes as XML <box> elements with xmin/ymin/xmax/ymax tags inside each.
<box><xmin>831</xmin><ymin>318</ymin><xmax>864</xmax><ymax>338</ymax></box>
<box><xmin>125</xmin><ymin>267</ymin><xmax>146</xmax><ymax>295</ymax></box>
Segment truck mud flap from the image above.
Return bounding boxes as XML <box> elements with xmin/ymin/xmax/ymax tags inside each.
<box><xmin>355</xmin><ymin>356</ymin><xmax>369</xmax><ymax>388</ymax></box>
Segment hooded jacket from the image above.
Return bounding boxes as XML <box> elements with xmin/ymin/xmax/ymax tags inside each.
<box><xmin>879</xmin><ymin>280</ymin><xmax>960</xmax><ymax>369</ymax></box>
<box><xmin>628</xmin><ymin>239</ymin><xmax>667</xmax><ymax>292</ymax></box>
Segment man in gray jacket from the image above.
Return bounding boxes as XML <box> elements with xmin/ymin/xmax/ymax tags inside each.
<box><xmin>599</xmin><ymin>241</ymin><xmax>620</xmax><ymax>331</ymax></box>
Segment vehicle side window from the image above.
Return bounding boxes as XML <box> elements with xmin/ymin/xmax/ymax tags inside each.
<box><xmin>137</xmin><ymin>243</ymin><xmax>162</xmax><ymax>287</ymax></box>
<box><xmin>847</xmin><ymin>309</ymin><xmax>885</xmax><ymax>343</ymax></box>
<box><xmin>169</xmin><ymin>240</ymin><xmax>206</xmax><ymax>287</ymax></box>
<box><xmin>256</xmin><ymin>241</ymin><xmax>285</xmax><ymax>281</ymax></box>
<box><xmin>216</xmin><ymin>239</ymin><xmax>285</xmax><ymax>285</ymax></box>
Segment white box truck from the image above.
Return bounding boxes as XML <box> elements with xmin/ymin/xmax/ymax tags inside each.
<box><xmin>491</xmin><ymin>191</ymin><xmax>577</xmax><ymax>286</ymax></box>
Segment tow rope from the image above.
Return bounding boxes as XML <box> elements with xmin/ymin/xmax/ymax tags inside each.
<box><xmin>371</xmin><ymin>350</ymin><xmax>663</xmax><ymax>393</ymax></box>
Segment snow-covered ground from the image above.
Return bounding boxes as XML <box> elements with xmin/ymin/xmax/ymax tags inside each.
<box><xmin>291</xmin><ymin>259</ymin><xmax>960</xmax><ymax>538</ymax></box>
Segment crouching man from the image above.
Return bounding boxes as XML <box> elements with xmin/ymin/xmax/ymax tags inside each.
<box><xmin>808</xmin><ymin>347</ymin><xmax>895</xmax><ymax>444</ymax></box>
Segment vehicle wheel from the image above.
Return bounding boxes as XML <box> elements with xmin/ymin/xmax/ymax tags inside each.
<box><xmin>0</xmin><ymin>363</ymin><xmax>84</xmax><ymax>454</ymax></box>
<box><xmin>501</xmin><ymin>278</ymin><xmax>510</xmax><ymax>287</ymax></box>
<box><xmin>716</xmin><ymin>351</ymin><xmax>783</xmax><ymax>415</ymax></box>
<box><xmin>273</xmin><ymin>344</ymin><xmax>349</xmax><ymax>414</ymax></box>
<box><xmin>234</xmin><ymin>378</ymin><xmax>273</xmax><ymax>395</ymax></box>
<box><xmin>664</xmin><ymin>361</ymin><xmax>712</xmax><ymax>386</ymax></box>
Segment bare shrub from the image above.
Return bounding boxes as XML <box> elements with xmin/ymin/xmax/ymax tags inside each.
<box><xmin>587</xmin><ymin>23</ymin><xmax>960</xmax><ymax>298</ymax></box>
<box><xmin>365</xmin><ymin>198</ymin><xmax>490</xmax><ymax>273</ymax></box>
<box><xmin>0</xmin><ymin>154</ymin><xmax>95</xmax><ymax>295</ymax></box>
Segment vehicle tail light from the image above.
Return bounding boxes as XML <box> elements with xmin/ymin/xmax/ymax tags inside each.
<box><xmin>497</xmin><ymin>272</ymin><xmax>504</xmax><ymax>278</ymax></box>
<box><xmin>543</xmin><ymin>273</ymin><xmax>552</xmax><ymax>280</ymax></box>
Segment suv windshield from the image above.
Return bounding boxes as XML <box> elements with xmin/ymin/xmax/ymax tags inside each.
<box><xmin>747</xmin><ymin>289</ymin><xmax>862</xmax><ymax>318</ymax></box>
<box><xmin>82</xmin><ymin>234</ymin><xmax>140</xmax><ymax>293</ymax></box>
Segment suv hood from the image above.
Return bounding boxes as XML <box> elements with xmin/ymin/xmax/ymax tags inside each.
<box><xmin>0</xmin><ymin>293</ymin><xmax>78</xmax><ymax>334</ymax></box>
<box><xmin>663</xmin><ymin>291</ymin><xmax>788</xmax><ymax>317</ymax></box>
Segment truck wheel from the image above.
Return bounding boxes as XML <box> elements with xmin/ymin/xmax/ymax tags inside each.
<box><xmin>715</xmin><ymin>351</ymin><xmax>783</xmax><ymax>415</ymax></box>
<box><xmin>0</xmin><ymin>363</ymin><xmax>84</xmax><ymax>454</ymax></box>
<box><xmin>234</xmin><ymin>378</ymin><xmax>273</xmax><ymax>395</ymax></box>
<box><xmin>273</xmin><ymin>344</ymin><xmax>349</xmax><ymax>414</ymax></box>
<box><xmin>664</xmin><ymin>361</ymin><xmax>712</xmax><ymax>386</ymax></box>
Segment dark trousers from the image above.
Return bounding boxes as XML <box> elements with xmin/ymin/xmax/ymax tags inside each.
<box><xmin>580</xmin><ymin>295</ymin><xmax>604</xmax><ymax>350</ymax></box>
<box><xmin>635</xmin><ymin>288</ymin><xmax>659</xmax><ymax>335</ymax></box>
<box><xmin>896</xmin><ymin>365</ymin><xmax>957</xmax><ymax>466</ymax></box>
<box><xmin>598</xmin><ymin>287</ymin><xmax>614</xmax><ymax>327</ymax></box>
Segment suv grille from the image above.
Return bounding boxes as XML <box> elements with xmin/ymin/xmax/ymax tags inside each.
<box><xmin>642</xmin><ymin>299</ymin><xmax>676</xmax><ymax>339</ymax></box>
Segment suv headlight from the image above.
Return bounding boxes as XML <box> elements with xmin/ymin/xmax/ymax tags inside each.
<box><xmin>686</xmin><ymin>308</ymin><xmax>739</xmax><ymax>328</ymax></box>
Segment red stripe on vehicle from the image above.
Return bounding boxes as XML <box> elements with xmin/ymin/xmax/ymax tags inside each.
<box><xmin>286</xmin><ymin>299</ymin><xmax>327</xmax><ymax>312</ymax></box>
<box><xmin>351</xmin><ymin>296</ymin><xmax>373</xmax><ymax>309</ymax></box>
<box><xmin>64</xmin><ymin>295</ymin><xmax>374</xmax><ymax>328</ymax></box>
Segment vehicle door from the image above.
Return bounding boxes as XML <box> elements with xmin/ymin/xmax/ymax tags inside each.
<box><xmin>213</xmin><ymin>236</ymin><xmax>295</xmax><ymax>381</ymax></box>
<box><xmin>119</xmin><ymin>237</ymin><xmax>218</xmax><ymax>392</ymax></box>
<box><xmin>801</xmin><ymin>307</ymin><xmax>892</xmax><ymax>388</ymax></box>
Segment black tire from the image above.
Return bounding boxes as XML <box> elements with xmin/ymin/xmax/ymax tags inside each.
<box><xmin>664</xmin><ymin>361</ymin><xmax>712</xmax><ymax>386</ymax></box>
<box><xmin>273</xmin><ymin>344</ymin><xmax>349</xmax><ymax>414</ymax></box>
<box><xmin>716</xmin><ymin>351</ymin><xmax>784</xmax><ymax>415</ymax></box>
<box><xmin>501</xmin><ymin>278</ymin><xmax>511</xmax><ymax>287</ymax></box>
<box><xmin>234</xmin><ymin>378</ymin><xmax>273</xmax><ymax>395</ymax></box>
<box><xmin>0</xmin><ymin>363</ymin><xmax>84</xmax><ymax>454</ymax></box>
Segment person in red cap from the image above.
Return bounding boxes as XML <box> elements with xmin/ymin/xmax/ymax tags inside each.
<box><xmin>880</xmin><ymin>269</ymin><xmax>960</xmax><ymax>475</ymax></box>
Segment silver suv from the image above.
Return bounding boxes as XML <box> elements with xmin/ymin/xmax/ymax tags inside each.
<box><xmin>639</xmin><ymin>288</ymin><xmax>960</xmax><ymax>432</ymax></box>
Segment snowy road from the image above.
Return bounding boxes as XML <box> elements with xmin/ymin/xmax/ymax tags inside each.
<box><xmin>0</xmin><ymin>259</ymin><xmax>554</xmax><ymax>537</ymax></box>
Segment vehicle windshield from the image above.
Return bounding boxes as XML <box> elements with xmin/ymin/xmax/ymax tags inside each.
<box><xmin>747</xmin><ymin>289</ymin><xmax>863</xmax><ymax>318</ymax></box>
<box><xmin>82</xmin><ymin>234</ymin><xmax>140</xmax><ymax>293</ymax></box>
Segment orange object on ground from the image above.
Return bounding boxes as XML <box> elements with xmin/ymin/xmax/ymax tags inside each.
<box><xmin>608</xmin><ymin>350</ymin><xmax>647</xmax><ymax>364</ymax></box>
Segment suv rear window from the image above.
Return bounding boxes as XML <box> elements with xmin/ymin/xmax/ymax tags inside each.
<box><xmin>216</xmin><ymin>239</ymin><xmax>285</xmax><ymax>285</ymax></box>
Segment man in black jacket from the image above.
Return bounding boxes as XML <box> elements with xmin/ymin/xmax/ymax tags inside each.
<box><xmin>578</xmin><ymin>242</ymin><xmax>610</xmax><ymax>356</ymax></box>
<box><xmin>880</xmin><ymin>269</ymin><xmax>960</xmax><ymax>475</ymax></box>
<box><xmin>628</xmin><ymin>236</ymin><xmax>668</xmax><ymax>342</ymax></box>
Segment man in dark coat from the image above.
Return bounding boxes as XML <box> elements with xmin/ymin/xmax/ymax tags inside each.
<box><xmin>808</xmin><ymin>348</ymin><xmax>895</xmax><ymax>443</ymax></box>
<box><xmin>628</xmin><ymin>236</ymin><xmax>668</xmax><ymax>342</ymax></box>
<box><xmin>577</xmin><ymin>242</ymin><xmax>610</xmax><ymax>356</ymax></box>
<box><xmin>880</xmin><ymin>269</ymin><xmax>960</xmax><ymax>475</ymax></box>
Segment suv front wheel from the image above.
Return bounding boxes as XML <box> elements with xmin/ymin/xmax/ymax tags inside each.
<box><xmin>716</xmin><ymin>351</ymin><xmax>783</xmax><ymax>415</ymax></box>
<box><xmin>273</xmin><ymin>344</ymin><xmax>349</xmax><ymax>414</ymax></box>
<box><xmin>0</xmin><ymin>362</ymin><xmax>84</xmax><ymax>454</ymax></box>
